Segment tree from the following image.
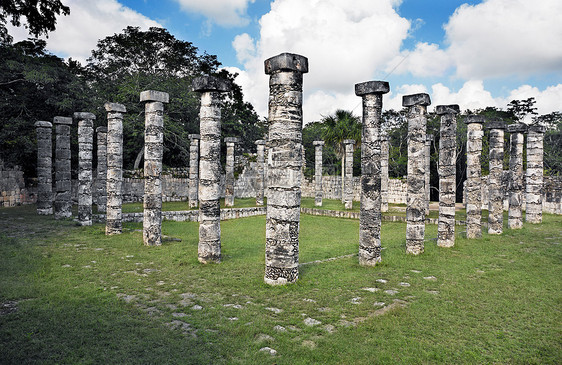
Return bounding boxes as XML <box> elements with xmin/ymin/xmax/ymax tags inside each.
<box><xmin>535</xmin><ymin>112</ymin><xmax>562</xmax><ymax>175</ymax></box>
<box><xmin>507</xmin><ymin>97</ymin><xmax>538</xmax><ymax>122</ymax></box>
<box><xmin>321</xmin><ymin>109</ymin><xmax>361</xmax><ymax>181</ymax></box>
<box><xmin>0</xmin><ymin>0</ymin><xmax>70</xmax><ymax>43</ymax></box>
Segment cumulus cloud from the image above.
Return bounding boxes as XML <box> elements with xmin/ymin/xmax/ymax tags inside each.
<box><xmin>7</xmin><ymin>0</ymin><xmax>161</xmax><ymax>64</ymax></box>
<box><xmin>173</xmin><ymin>0</ymin><xmax>255</xmax><ymax>27</ymax></box>
<box><xmin>386</xmin><ymin>42</ymin><xmax>453</xmax><ymax>77</ymax></box>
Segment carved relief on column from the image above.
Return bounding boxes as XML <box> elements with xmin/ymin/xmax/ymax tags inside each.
<box><xmin>188</xmin><ymin>134</ymin><xmax>200</xmax><ymax>209</ymax></box>
<box><xmin>525</xmin><ymin>124</ymin><xmax>545</xmax><ymax>224</ymax></box>
<box><xmin>507</xmin><ymin>123</ymin><xmax>527</xmax><ymax>230</ymax></box>
<box><xmin>35</xmin><ymin>121</ymin><xmax>53</xmax><ymax>215</ymax></box>
<box><xmin>465</xmin><ymin>115</ymin><xmax>484</xmax><ymax>239</ymax></box>
<box><xmin>313</xmin><ymin>141</ymin><xmax>324</xmax><ymax>207</ymax></box>
<box><xmin>486</xmin><ymin>119</ymin><xmax>505</xmax><ymax>234</ymax></box>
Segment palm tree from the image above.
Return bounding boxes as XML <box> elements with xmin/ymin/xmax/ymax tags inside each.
<box><xmin>321</xmin><ymin>109</ymin><xmax>362</xmax><ymax>200</ymax></box>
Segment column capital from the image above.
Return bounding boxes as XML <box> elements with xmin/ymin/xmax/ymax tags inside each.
<box><xmin>313</xmin><ymin>140</ymin><xmax>325</xmax><ymax>146</ymax></box>
<box><xmin>224</xmin><ymin>137</ymin><xmax>239</xmax><ymax>144</ymax></box>
<box><xmin>355</xmin><ymin>80</ymin><xmax>390</xmax><ymax>96</ymax></box>
<box><xmin>140</xmin><ymin>90</ymin><xmax>169</xmax><ymax>103</ymax></box>
<box><xmin>528</xmin><ymin>124</ymin><xmax>546</xmax><ymax>133</ymax></box>
<box><xmin>255</xmin><ymin>139</ymin><xmax>266</xmax><ymax>145</ymax></box>
<box><xmin>73</xmin><ymin>112</ymin><xmax>96</xmax><ymax>120</ymax></box>
<box><xmin>96</xmin><ymin>126</ymin><xmax>108</xmax><ymax>133</ymax></box>
<box><xmin>343</xmin><ymin>139</ymin><xmax>356</xmax><ymax>145</ymax></box>
<box><xmin>192</xmin><ymin>76</ymin><xmax>231</xmax><ymax>92</ymax></box>
<box><xmin>189</xmin><ymin>134</ymin><xmax>200</xmax><ymax>141</ymax></box>
<box><xmin>507</xmin><ymin>122</ymin><xmax>527</xmax><ymax>133</ymax></box>
<box><xmin>402</xmin><ymin>93</ymin><xmax>431</xmax><ymax>107</ymax></box>
<box><xmin>485</xmin><ymin>119</ymin><xmax>505</xmax><ymax>130</ymax></box>
<box><xmin>104</xmin><ymin>102</ymin><xmax>127</xmax><ymax>113</ymax></box>
<box><xmin>34</xmin><ymin>121</ymin><xmax>52</xmax><ymax>128</ymax></box>
<box><xmin>264</xmin><ymin>52</ymin><xmax>308</xmax><ymax>74</ymax></box>
<box><xmin>53</xmin><ymin>116</ymin><xmax>72</xmax><ymax>125</ymax></box>
<box><xmin>465</xmin><ymin>115</ymin><xmax>485</xmax><ymax>125</ymax></box>
<box><xmin>435</xmin><ymin>104</ymin><xmax>460</xmax><ymax>115</ymax></box>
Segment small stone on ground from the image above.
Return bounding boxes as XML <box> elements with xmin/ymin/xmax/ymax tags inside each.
<box><xmin>259</xmin><ymin>347</ymin><xmax>277</xmax><ymax>356</ymax></box>
<box><xmin>304</xmin><ymin>317</ymin><xmax>321</xmax><ymax>326</ymax></box>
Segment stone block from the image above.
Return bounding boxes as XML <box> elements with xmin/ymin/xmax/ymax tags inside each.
<box><xmin>507</xmin><ymin>123</ymin><xmax>527</xmax><ymax>133</ymax></box>
<box><xmin>435</xmin><ymin>104</ymin><xmax>460</xmax><ymax>115</ymax></box>
<box><xmin>140</xmin><ymin>90</ymin><xmax>169</xmax><ymax>103</ymax></box>
<box><xmin>354</xmin><ymin>80</ymin><xmax>390</xmax><ymax>96</ymax></box>
<box><xmin>264</xmin><ymin>52</ymin><xmax>308</xmax><ymax>74</ymax></box>
<box><xmin>192</xmin><ymin>76</ymin><xmax>232</xmax><ymax>92</ymax></box>
<box><xmin>34</xmin><ymin>121</ymin><xmax>52</xmax><ymax>128</ymax></box>
<box><xmin>74</xmin><ymin>112</ymin><xmax>96</xmax><ymax>120</ymax></box>
<box><xmin>104</xmin><ymin>102</ymin><xmax>127</xmax><ymax>113</ymax></box>
<box><xmin>402</xmin><ymin>93</ymin><xmax>431</xmax><ymax>107</ymax></box>
<box><xmin>53</xmin><ymin>116</ymin><xmax>72</xmax><ymax>125</ymax></box>
<box><xmin>465</xmin><ymin>115</ymin><xmax>485</xmax><ymax>124</ymax></box>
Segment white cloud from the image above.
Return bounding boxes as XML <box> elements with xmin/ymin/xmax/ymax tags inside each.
<box><xmin>173</xmin><ymin>0</ymin><xmax>255</xmax><ymax>27</ymax></box>
<box><xmin>444</xmin><ymin>0</ymin><xmax>562</xmax><ymax>79</ymax></box>
<box><xmin>386</xmin><ymin>42</ymin><xmax>453</xmax><ymax>77</ymax></box>
<box><xmin>7</xmin><ymin>0</ymin><xmax>161</xmax><ymax>64</ymax></box>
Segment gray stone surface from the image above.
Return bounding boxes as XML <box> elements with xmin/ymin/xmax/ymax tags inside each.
<box><xmin>486</xmin><ymin>119</ymin><xmax>505</xmax><ymax>234</ymax></box>
<box><xmin>224</xmin><ymin>137</ymin><xmax>238</xmax><ymax>207</ymax></box>
<box><xmin>188</xmin><ymin>134</ymin><xmax>200</xmax><ymax>209</ymax></box>
<box><xmin>255</xmin><ymin>140</ymin><xmax>266</xmax><ymax>206</ymax></box>
<box><xmin>96</xmin><ymin>127</ymin><xmax>107</xmax><ymax>213</ymax></box>
<box><xmin>75</xmin><ymin>112</ymin><xmax>95</xmax><ymax>226</ymax></box>
<box><xmin>507</xmin><ymin>123</ymin><xmax>527</xmax><ymax>229</ymax></box>
<box><xmin>53</xmin><ymin>116</ymin><xmax>73</xmax><ymax>219</ymax></box>
<box><xmin>194</xmin><ymin>76</ymin><xmax>231</xmax><ymax>263</ymax></box>
<box><xmin>355</xmin><ymin>80</ymin><xmax>389</xmax><ymax>266</ymax></box>
<box><xmin>264</xmin><ymin>52</ymin><xmax>307</xmax><ymax>285</ymax></box>
<box><xmin>142</xmin><ymin>90</ymin><xmax>169</xmax><ymax>246</ymax></box>
<box><xmin>35</xmin><ymin>121</ymin><xmax>53</xmax><ymax>215</ymax></box>
<box><xmin>403</xmin><ymin>93</ymin><xmax>430</xmax><ymax>254</ymax></box>
<box><xmin>343</xmin><ymin>139</ymin><xmax>355</xmax><ymax>210</ymax></box>
<box><xmin>313</xmin><ymin>141</ymin><xmax>324</xmax><ymax>207</ymax></box>
<box><xmin>465</xmin><ymin>115</ymin><xmax>484</xmax><ymax>238</ymax></box>
<box><xmin>526</xmin><ymin>124</ymin><xmax>545</xmax><ymax>224</ymax></box>
<box><xmin>436</xmin><ymin>105</ymin><xmax>459</xmax><ymax>247</ymax></box>
<box><xmin>105</xmin><ymin>102</ymin><xmax>126</xmax><ymax>235</ymax></box>
<box><xmin>380</xmin><ymin>135</ymin><xmax>389</xmax><ymax>213</ymax></box>
<box><xmin>424</xmin><ymin>134</ymin><xmax>433</xmax><ymax>215</ymax></box>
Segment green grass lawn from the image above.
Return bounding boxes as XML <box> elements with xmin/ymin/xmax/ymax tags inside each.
<box><xmin>1</xmin><ymin>204</ymin><xmax>560</xmax><ymax>364</ymax></box>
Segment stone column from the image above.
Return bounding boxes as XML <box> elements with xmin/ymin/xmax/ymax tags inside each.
<box><xmin>193</xmin><ymin>76</ymin><xmax>231</xmax><ymax>263</ymax></box>
<box><xmin>403</xmin><ymin>93</ymin><xmax>431</xmax><ymax>255</ymax></box>
<box><xmin>313</xmin><ymin>141</ymin><xmax>324</xmax><ymax>207</ymax></box>
<box><xmin>264</xmin><ymin>52</ymin><xmax>308</xmax><ymax>285</ymax></box>
<box><xmin>486</xmin><ymin>119</ymin><xmax>505</xmax><ymax>235</ymax></box>
<box><xmin>75</xmin><ymin>112</ymin><xmax>95</xmax><ymax>226</ymax></box>
<box><xmin>424</xmin><ymin>135</ymin><xmax>433</xmax><ymax>215</ymax></box>
<box><xmin>96</xmin><ymin>127</ymin><xmax>107</xmax><ymax>213</ymax></box>
<box><xmin>436</xmin><ymin>105</ymin><xmax>460</xmax><ymax>247</ymax></box>
<box><xmin>35</xmin><ymin>121</ymin><xmax>53</xmax><ymax>215</ymax></box>
<box><xmin>105</xmin><ymin>102</ymin><xmax>126</xmax><ymax>235</ymax></box>
<box><xmin>224</xmin><ymin>137</ymin><xmax>238</xmax><ymax>207</ymax></box>
<box><xmin>140</xmin><ymin>90</ymin><xmax>169</xmax><ymax>246</ymax></box>
<box><xmin>188</xmin><ymin>134</ymin><xmax>200</xmax><ymax>209</ymax></box>
<box><xmin>465</xmin><ymin>115</ymin><xmax>484</xmax><ymax>239</ymax></box>
<box><xmin>526</xmin><ymin>124</ymin><xmax>545</xmax><ymax>224</ymax></box>
<box><xmin>255</xmin><ymin>139</ymin><xmax>266</xmax><ymax>206</ymax></box>
<box><xmin>53</xmin><ymin>116</ymin><xmax>73</xmax><ymax>220</ymax></box>
<box><xmin>380</xmin><ymin>134</ymin><xmax>389</xmax><ymax>213</ymax></box>
<box><xmin>507</xmin><ymin>123</ymin><xmax>527</xmax><ymax>230</ymax></box>
<box><xmin>355</xmin><ymin>80</ymin><xmax>390</xmax><ymax>266</ymax></box>
<box><xmin>343</xmin><ymin>139</ymin><xmax>355</xmax><ymax>210</ymax></box>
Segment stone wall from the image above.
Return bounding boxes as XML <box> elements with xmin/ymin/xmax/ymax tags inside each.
<box><xmin>0</xmin><ymin>161</ymin><xmax>36</xmax><ymax>207</ymax></box>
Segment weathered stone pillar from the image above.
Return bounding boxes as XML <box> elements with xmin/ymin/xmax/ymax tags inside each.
<box><xmin>343</xmin><ymin>139</ymin><xmax>355</xmax><ymax>210</ymax></box>
<box><xmin>105</xmin><ymin>102</ymin><xmax>126</xmax><ymax>235</ymax></box>
<box><xmin>35</xmin><ymin>121</ymin><xmax>53</xmax><ymax>215</ymax></box>
<box><xmin>380</xmin><ymin>134</ymin><xmax>389</xmax><ymax>213</ymax></box>
<box><xmin>436</xmin><ymin>105</ymin><xmax>460</xmax><ymax>247</ymax></box>
<box><xmin>355</xmin><ymin>80</ymin><xmax>389</xmax><ymax>266</ymax></box>
<box><xmin>486</xmin><ymin>119</ymin><xmax>505</xmax><ymax>235</ymax></box>
<box><xmin>53</xmin><ymin>116</ymin><xmax>73</xmax><ymax>220</ymax></box>
<box><xmin>75</xmin><ymin>112</ymin><xmax>95</xmax><ymax>226</ymax></box>
<box><xmin>313</xmin><ymin>141</ymin><xmax>324</xmax><ymax>207</ymax></box>
<box><xmin>255</xmin><ymin>139</ymin><xmax>266</xmax><ymax>206</ymax></box>
<box><xmin>96</xmin><ymin>127</ymin><xmax>107</xmax><ymax>213</ymax></box>
<box><xmin>193</xmin><ymin>76</ymin><xmax>231</xmax><ymax>263</ymax></box>
<box><xmin>507</xmin><ymin>123</ymin><xmax>527</xmax><ymax>230</ymax></box>
<box><xmin>140</xmin><ymin>90</ymin><xmax>169</xmax><ymax>246</ymax></box>
<box><xmin>188</xmin><ymin>134</ymin><xmax>200</xmax><ymax>209</ymax></box>
<box><xmin>465</xmin><ymin>115</ymin><xmax>484</xmax><ymax>239</ymax></box>
<box><xmin>526</xmin><ymin>124</ymin><xmax>545</xmax><ymax>224</ymax></box>
<box><xmin>224</xmin><ymin>137</ymin><xmax>238</xmax><ymax>207</ymax></box>
<box><xmin>403</xmin><ymin>93</ymin><xmax>431</xmax><ymax>255</ymax></box>
<box><xmin>424</xmin><ymin>134</ymin><xmax>433</xmax><ymax>215</ymax></box>
<box><xmin>264</xmin><ymin>52</ymin><xmax>308</xmax><ymax>285</ymax></box>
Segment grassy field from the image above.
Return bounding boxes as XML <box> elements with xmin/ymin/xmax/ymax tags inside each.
<box><xmin>0</xmin><ymin>204</ymin><xmax>560</xmax><ymax>364</ymax></box>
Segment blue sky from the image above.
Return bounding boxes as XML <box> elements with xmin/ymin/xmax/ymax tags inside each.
<box><xmin>9</xmin><ymin>0</ymin><xmax>562</xmax><ymax>123</ymax></box>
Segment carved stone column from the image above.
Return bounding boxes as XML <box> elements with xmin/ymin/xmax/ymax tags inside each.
<box><xmin>507</xmin><ymin>123</ymin><xmax>527</xmax><ymax>230</ymax></box>
<box><xmin>105</xmin><ymin>102</ymin><xmax>126</xmax><ymax>235</ymax></box>
<box><xmin>486</xmin><ymin>119</ymin><xmax>505</xmax><ymax>234</ymax></box>
<box><xmin>465</xmin><ymin>115</ymin><xmax>484</xmax><ymax>239</ymax></box>
<box><xmin>140</xmin><ymin>90</ymin><xmax>169</xmax><ymax>246</ymax></box>
<box><xmin>35</xmin><ymin>121</ymin><xmax>53</xmax><ymax>215</ymax></box>
<box><xmin>380</xmin><ymin>134</ymin><xmax>389</xmax><ymax>213</ymax></box>
<box><xmin>343</xmin><ymin>139</ymin><xmax>355</xmax><ymax>210</ymax></box>
<box><xmin>188</xmin><ymin>134</ymin><xmax>200</xmax><ymax>209</ymax></box>
<box><xmin>403</xmin><ymin>93</ymin><xmax>431</xmax><ymax>255</ymax></box>
<box><xmin>75</xmin><ymin>112</ymin><xmax>95</xmax><ymax>226</ymax></box>
<box><xmin>96</xmin><ymin>127</ymin><xmax>107</xmax><ymax>213</ymax></box>
<box><xmin>424</xmin><ymin>134</ymin><xmax>433</xmax><ymax>215</ymax></box>
<box><xmin>255</xmin><ymin>139</ymin><xmax>266</xmax><ymax>206</ymax></box>
<box><xmin>193</xmin><ymin>76</ymin><xmax>231</xmax><ymax>263</ymax></box>
<box><xmin>355</xmin><ymin>80</ymin><xmax>389</xmax><ymax>266</ymax></box>
<box><xmin>526</xmin><ymin>124</ymin><xmax>545</xmax><ymax>224</ymax></box>
<box><xmin>436</xmin><ymin>105</ymin><xmax>460</xmax><ymax>247</ymax></box>
<box><xmin>313</xmin><ymin>140</ymin><xmax>324</xmax><ymax>207</ymax></box>
<box><xmin>53</xmin><ymin>116</ymin><xmax>73</xmax><ymax>220</ymax></box>
<box><xmin>224</xmin><ymin>136</ymin><xmax>238</xmax><ymax>207</ymax></box>
<box><xmin>264</xmin><ymin>52</ymin><xmax>308</xmax><ymax>285</ymax></box>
